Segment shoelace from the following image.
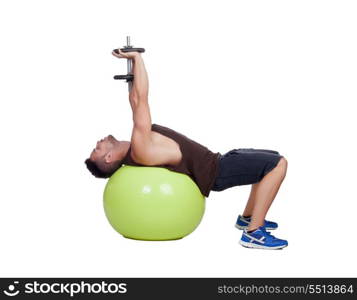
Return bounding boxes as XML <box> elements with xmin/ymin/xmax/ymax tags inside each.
<box><xmin>259</xmin><ymin>228</ymin><xmax>280</xmax><ymax>241</ymax></box>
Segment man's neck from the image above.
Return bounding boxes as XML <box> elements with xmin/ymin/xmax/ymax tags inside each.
<box><xmin>118</xmin><ymin>141</ymin><xmax>131</xmax><ymax>160</ymax></box>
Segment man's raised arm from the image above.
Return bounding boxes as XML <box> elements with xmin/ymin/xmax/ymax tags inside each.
<box><xmin>130</xmin><ymin>53</ymin><xmax>149</xmax><ymax>101</ymax></box>
<box><xmin>128</xmin><ymin>53</ymin><xmax>151</xmax><ymax>132</ymax></box>
<box><xmin>112</xmin><ymin>49</ymin><xmax>152</xmax><ymax>162</ymax></box>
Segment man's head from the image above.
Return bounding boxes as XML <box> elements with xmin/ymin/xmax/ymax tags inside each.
<box><xmin>85</xmin><ymin>135</ymin><xmax>129</xmax><ymax>178</ymax></box>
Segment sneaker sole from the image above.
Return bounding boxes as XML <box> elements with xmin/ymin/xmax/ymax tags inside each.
<box><xmin>235</xmin><ymin>224</ymin><xmax>277</xmax><ymax>231</ymax></box>
<box><xmin>239</xmin><ymin>240</ymin><xmax>287</xmax><ymax>250</ymax></box>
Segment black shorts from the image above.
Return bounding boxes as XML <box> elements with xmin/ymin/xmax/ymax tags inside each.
<box><xmin>211</xmin><ymin>148</ymin><xmax>283</xmax><ymax>191</ymax></box>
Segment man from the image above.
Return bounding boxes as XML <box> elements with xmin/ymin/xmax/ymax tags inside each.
<box><xmin>85</xmin><ymin>49</ymin><xmax>288</xmax><ymax>250</ymax></box>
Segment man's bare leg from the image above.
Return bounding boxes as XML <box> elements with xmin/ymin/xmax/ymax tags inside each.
<box><xmin>242</xmin><ymin>180</ymin><xmax>281</xmax><ymax>219</ymax></box>
<box><xmin>242</xmin><ymin>183</ymin><xmax>258</xmax><ymax>218</ymax></box>
<box><xmin>242</xmin><ymin>157</ymin><xmax>288</xmax><ymax>231</ymax></box>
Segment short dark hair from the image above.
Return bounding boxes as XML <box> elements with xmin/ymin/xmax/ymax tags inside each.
<box><xmin>84</xmin><ymin>158</ymin><xmax>123</xmax><ymax>178</ymax></box>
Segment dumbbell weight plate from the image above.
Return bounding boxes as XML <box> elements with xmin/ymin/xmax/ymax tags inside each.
<box><xmin>113</xmin><ymin>48</ymin><xmax>145</xmax><ymax>54</ymax></box>
<box><xmin>113</xmin><ymin>74</ymin><xmax>134</xmax><ymax>81</ymax></box>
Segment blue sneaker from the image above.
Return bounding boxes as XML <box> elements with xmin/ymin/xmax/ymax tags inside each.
<box><xmin>235</xmin><ymin>215</ymin><xmax>278</xmax><ymax>230</ymax></box>
<box><xmin>239</xmin><ymin>227</ymin><xmax>288</xmax><ymax>250</ymax></box>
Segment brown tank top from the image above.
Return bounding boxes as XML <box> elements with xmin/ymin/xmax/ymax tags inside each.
<box><xmin>121</xmin><ymin>124</ymin><xmax>221</xmax><ymax>197</ymax></box>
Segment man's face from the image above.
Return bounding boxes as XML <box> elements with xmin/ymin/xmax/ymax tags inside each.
<box><xmin>90</xmin><ymin>134</ymin><xmax>116</xmax><ymax>162</ymax></box>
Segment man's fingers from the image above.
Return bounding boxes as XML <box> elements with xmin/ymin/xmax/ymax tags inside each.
<box><xmin>112</xmin><ymin>51</ymin><xmax>123</xmax><ymax>58</ymax></box>
<box><xmin>112</xmin><ymin>49</ymin><xmax>128</xmax><ymax>58</ymax></box>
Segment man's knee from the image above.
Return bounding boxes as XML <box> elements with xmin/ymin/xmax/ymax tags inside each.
<box><xmin>277</xmin><ymin>157</ymin><xmax>288</xmax><ymax>176</ymax></box>
<box><xmin>278</xmin><ymin>157</ymin><xmax>288</xmax><ymax>167</ymax></box>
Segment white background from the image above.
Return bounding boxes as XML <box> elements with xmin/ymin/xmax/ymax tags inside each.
<box><xmin>0</xmin><ymin>0</ymin><xmax>356</xmax><ymax>277</ymax></box>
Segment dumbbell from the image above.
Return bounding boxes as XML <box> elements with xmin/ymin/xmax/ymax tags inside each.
<box><xmin>113</xmin><ymin>36</ymin><xmax>145</xmax><ymax>91</ymax></box>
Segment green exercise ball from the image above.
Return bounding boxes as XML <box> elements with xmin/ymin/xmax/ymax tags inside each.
<box><xmin>103</xmin><ymin>165</ymin><xmax>205</xmax><ymax>241</ymax></box>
